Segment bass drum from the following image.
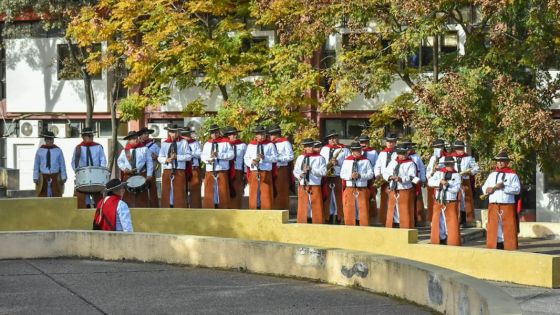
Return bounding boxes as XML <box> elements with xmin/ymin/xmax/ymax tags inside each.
<box><xmin>75</xmin><ymin>166</ymin><xmax>111</xmax><ymax>193</ymax></box>
<box><xmin>126</xmin><ymin>175</ymin><xmax>147</xmax><ymax>193</ymax></box>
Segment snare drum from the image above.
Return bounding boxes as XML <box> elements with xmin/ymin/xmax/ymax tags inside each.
<box><xmin>75</xmin><ymin>166</ymin><xmax>111</xmax><ymax>193</ymax></box>
<box><xmin>126</xmin><ymin>175</ymin><xmax>147</xmax><ymax>193</ymax></box>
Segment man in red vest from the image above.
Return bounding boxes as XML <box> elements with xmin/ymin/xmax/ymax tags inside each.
<box><xmin>93</xmin><ymin>179</ymin><xmax>134</xmax><ymax>232</ymax></box>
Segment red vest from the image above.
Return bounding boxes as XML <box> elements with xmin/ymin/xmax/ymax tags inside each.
<box><xmin>93</xmin><ymin>195</ymin><xmax>121</xmax><ymax>231</ymax></box>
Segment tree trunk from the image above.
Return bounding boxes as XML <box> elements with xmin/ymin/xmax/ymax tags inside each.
<box><xmin>83</xmin><ymin>73</ymin><xmax>95</xmax><ymax>128</ymax></box>
<box><xmin>218</xmin><ymin>84</ymin><xmax>229</xmax><ymax>101</ymax></box>
<box><xmin>432</xmin><ymin>35</ymin><xmax>439</xmax><ymax>83</ymax></box>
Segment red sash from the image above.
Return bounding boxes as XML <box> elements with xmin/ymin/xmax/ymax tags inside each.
<box><xmin>93</xmin><ymin>195</ymin><xmax>121</xmax><ymax>231</ymax></box>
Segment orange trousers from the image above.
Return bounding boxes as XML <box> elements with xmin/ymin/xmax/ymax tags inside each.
<box><xmin>203</xmin><ymin>171</ymin><xmax>230</xmax><ymax>209</ymax></box>
<box><xmin>343</xmin><ymin>187</ymin><xmax>370</xmax><ymax>226</ymax></box>
<box><xmin>248</xmin><ymin>170</ymin><xmax>273</xmax><ymax>210</ymax></box>
<box><xmin>229</xmin><ymin>171</ymin><xmax>245</xmax><ymax>209</ymax></box>
<box><xmin>297</xmin><ymin>185</ymin><xmax>324</xmax><ymax>224</ymax></box>
<box><xmin>37</xmin><ymin>173</ymin><xmax>63</xmax><ymax>197</ymax></box>
<box><xmin>431</xmin><ymin>201</ymin><xmax>461</xmax><ymax>246</ymax></box>
<box><xmin>161</xmin><ymin>169</ymin><xmax>186</xmax><ymax>208</ymax></box>
<box><xmin>486</xmin><ymin>203</ymin><xmax>518</xmax><ymax>250</ymax></box>
<box><xmin>122</xmin><ymin>172</ymin><xmax>150</xmax><ymax>208</ymax></box>
<box><xmin>187</xmin><ymin>167</ymin><xmax>202</xmax><ymax>208</ymax></box>
<box><xmin>273</xmin><ymin>166</ymin><xmax>291</xmax><ymax>210</ymax></box>
<box><xmin>378</xmin><ymin>183</ymin><xmax>389</xmax><ymax>225</ymax></box>
<box><xmin>386</xmin><ymin>188</ymin><xmax>415</xmax><ymax>229</ymax></box>
<box><xmin>461</xmin><ymin>178</ymin><xmax>475</xmax><ymax>222</ymax></box>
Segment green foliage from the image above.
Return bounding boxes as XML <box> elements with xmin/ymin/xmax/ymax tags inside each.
<box><xmin>117</xmin><ymin>94</ymin><xmax>150</xmax><ymax>122</ymax></box>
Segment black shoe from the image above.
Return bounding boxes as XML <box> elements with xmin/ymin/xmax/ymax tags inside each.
<box><xmin>328</xmin><ymin>215</ymin><xmax>335</xmax><ymax>224</ymax></box>
<box><xmin>355</xmin><ymin>220</ymin><xmax>360</xmax><ymax>226</ymax></box>
<box><xmin>497</xmin><ymin>242</ymin><xmax>504</xmax><ymax>250</ymax></box>
<box><xmin>392</xmin><ymin>222</ymin><xmax>400</xmax><ymax>228</ymax></box>
<box><xmin>440</xmin><ymin>238</ymin><xmax>448</xmax><ymax>245</ymax></box>
<box><xmin>307</xmin><ymin>218</ymin><xmax>312</xmax><ymax>224</ymax></box>
<box><xmin>460</xmin><ymin>211</ymin><xmax>467</xmax><ymax>227</ymax></box>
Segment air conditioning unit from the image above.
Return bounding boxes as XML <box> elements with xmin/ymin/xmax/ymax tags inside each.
<box><xmin>48</xmin><ymin>123</ymin><xmax>72</xmax><ymax>138</ymax></box>
<box><xmin>18</xmin><ymin>120</ymin><xmax>43</xmax><ymax>138</ymax></box>
<box><xmin>147</xmin><ymin>123</ymin><xmax>169</xmax><ymax>139</ymax></box>
<box><xmin>183</xmin><ymin>117</ymin><xmax>206</xmax><ymax>133</ymax></box>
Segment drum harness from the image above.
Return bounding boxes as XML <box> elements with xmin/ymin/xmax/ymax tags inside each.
<box><xmin>74</xmin><ymin>144</ymin><xmax>96</xmax><ymax>206</ymax></box>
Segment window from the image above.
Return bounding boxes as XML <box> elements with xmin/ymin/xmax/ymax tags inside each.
<box><xmin>98</xmin><ymin>120</ymin><xmax>127</xmax><ymax>138</ymax></box>
<box><xmin>57</xmin><ymin>43</ymin><xmax>102</xmax><ymax>81</ymax></box>
<box><xmin>409</xmin><ymin>32</ymin><xmax>458</xmax><ymax>69</ymax></box>
<box><xmin>323</xmin><ymin>119</ymin><xmax>369</xmax><ymax>140</ymax></box>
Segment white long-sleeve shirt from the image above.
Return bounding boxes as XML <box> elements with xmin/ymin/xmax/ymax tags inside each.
<box><xmin>158</xmin><ymin>139</ymin><xmax>192</xmax><ymax>170</ymax></box>
<box><xmin>145</xmin><ymin>140</ymin><xmax>160</xmax><ymax>157</ymax></box>
<box><xmin>374</xmin><ymin>150</ymin><xmax>396</xmax><ymax>177</ymax></box>
<box><xmin>230</xmin><ymin>141</ymin><xmax>248</xmax><ymax>171</ymax></box>
<box><xmin>186</xmin><ymin>140</ymin><xmax>202</xmax><ymax>167</ymax></box>
<box><xmin>362</xmin><ymin>148</ymin><xmax>378</xmax><ymax>170</ymax></box>
<box><xmin>293</xmin><ymin>154</ymin><xmax>327</xmax><ymax>185</ymax></box>
<box><xmin>272</xmin><ymin>139</ymin><xmax>294</xmax><ymax>167</ymax></box>
<box><xmin>340</xmin><ymin>157</ymin><xmax>374</xmax><ymax>187</ymax></box>
<box><xmin>409</xmin><ymin>152</ymin><xmax>426</xmax><ymax>182</ymax></box>
<box><xmin>72</xmin><ymin>143</ymin><xmax>107</xmax><ymax>170</ymax></box>
<box><xmin>117</xmin><ymin>146</ymin><xmax>154</xmax><ymax>177</ymax></box>
<box><xmin>320</xmin><ymin>145</ymin><xmax>350</xmax><ymax>177</ymax></box>
<box><xmin>244</xmin><ymin>141</ymin><xmax>278</xmax><ymax>171</ymax></box>
<box><xmin>201</xmin><ymin>139</ymin><xmax>235</xmax><ymax>171</ymax></box>
<box><xmin>481</xmin><ymin>171</ymin><xmax>521</xmax><ymax>204</ymax></box>
<box><xmin>426</xmin><ymin>149</ymin><xmax>445</xmax><ymax>180</ymax></box>
<box><xmin>382</xmin><ymin>160</ymin><xmax>419</xmax><ymax>190</ymax></box>
<box><xmin>428</xmin><ymin>170</ymin><xmax>462</xmax><ymax>201</ymax></box>
<box><xmin>33</xmin><ymin>145</ymin><xmax>67</xmax><ymax>181</ymax></box>
<box><xmin>441</xmin><ymin>155</ymin><xmax>479</xmax><ymax>179</ymax></box>
<box><xmin>115</xmin><ymin>200</ymin><xmax>133</xmax><ymax>232</ymax></box>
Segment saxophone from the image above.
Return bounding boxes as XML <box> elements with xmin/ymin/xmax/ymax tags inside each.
<box><xmin>326</xmin><ymin>147</ymin><xmax>343</xmax><ymax>177</ymax></box>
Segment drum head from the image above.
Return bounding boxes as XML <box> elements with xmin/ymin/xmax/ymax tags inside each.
<box><xmin>127</xmin><ymin>176</ymin><xmax>147</xmax><ymax>188</ymax></box>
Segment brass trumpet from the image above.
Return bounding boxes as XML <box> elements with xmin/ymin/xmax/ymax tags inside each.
<box><xmin>326</xmin><ymin>148</ymin><xmax>343</xmax><ymax>177</ymax></box>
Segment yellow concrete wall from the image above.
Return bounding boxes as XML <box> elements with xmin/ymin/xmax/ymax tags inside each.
<box><xmin>0</xmin><ymin>197</ymin><xmax>558</xmax><ymax>288</ymax></box>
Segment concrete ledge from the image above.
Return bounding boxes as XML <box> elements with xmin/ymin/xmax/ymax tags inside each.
<box><xmin>0</xmin><ymin>231</ymin><xmax>521</xmax><ymax>315</ymax></box>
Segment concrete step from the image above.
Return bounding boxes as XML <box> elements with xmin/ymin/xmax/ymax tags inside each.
<box><xmin>417</xmin><ymin>226</ymin><xmax>486</xmax><ymax>244</ymax></box>
<box><xmin>5</xmin><ymin>190</ymin><xmax>36</xmax><ymax>198</ymax></box>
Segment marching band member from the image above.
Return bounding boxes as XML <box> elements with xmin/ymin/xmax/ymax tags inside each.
<box><xmin>482</xmin><ymin>152</ymin><xmax>521</xmax><ymax>250</ymax></box>
<box><xmin>293</xmin><ymin>138</ymin><xmax>327</xmax><ymax>223</ymax></box>
<box><xmin>244</xmin><ymin>126</ymin><xmax>278</xmax><ymax>210</ymax></box>
<box><xmin>223</xmin><ymin>126</ymin><xmax>247</xmax><ymax>209</ymax></box>
<box><xmin>158</xmin><ymin>124</ymin><xmax>192</xmax><ymax>208</ymax></box>
<box><xmin>448</xmin><ymin>140</ymin><xmax>480</xmax><ymax>227</ymax></box>
<box><xmin>72</xmin><ymin>127</ymin><xmax>107</xmax><ymax>208</ymax></box>
<box><xmin>320</xmin><ymin>130</ymin><xmax>350</xmax><ymax>224</ymax></box>
<box><xmin>92</xmin><ymin>179</ymin><xmax>133</xmax><ymax>232</ymax></box>
<box><xmin>383</xmin><ymin>144</ymin><xmax>419</xmax><ymax>229</ymax></box>
<box><xmin>201</xmin><ymin>124</ymin><xmax>234</xmax><ymax>209</ymax></box>
<box><xmin>358</xmin><ymin>135</ymin><xmax>378</xmax><ymax>225</ymax></box>
<box><xmin>373</xmin><ymin>133</ymin><xmax>398</xmax><ymax>225</ymax></box>
<box><xmin>426</xmin><ymin>139</ymin><xmax>447</xmax><ymax>225</ymax></box>
<box><xmin>268</xmin><ymin>125</ymin><xmax>295</xmax><ymax>210</ymax></box>
<box><xmin>313</xmin><ymin>141</ymin><xmax>323</xmax><ymax>154</ymax></box>
<box><xmin>117</xmin><ymin>131</ymin><xmax>153</xmax><ymax>208</ymax></box>
<box><xmin>33</xmin><ymin>131</ymin><xmax>67</xmax><ymax>197</ymax></box>
<box><xmin>138</xmin><ymin>127</ymin><xmax>160</xmax><ymax>207</ymax></box>
<box><xmin>340</xmin><ymin>142</ymin><xmax>375</xmax><ymax>226</ymax></box>
<box><xmin>428</xmin><ymin>156</ymin><xmax>462</xmax><ymax>246</ymax></box>
<box><xmin>400</xmin><ymin>139</ymin><xmax>427</xmax><ymax>225</ymax></box>
<box><xmin>181</xmin><ymin>128</ymin><xmax>203</xmax><ymax>208</ymax></box>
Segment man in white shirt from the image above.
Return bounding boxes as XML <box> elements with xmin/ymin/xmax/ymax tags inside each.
<box><xmin>72</xmin><ymin>127</ymin><xmax>107</xmax><ymax>208</ymax></box>
<box><xmin>400</xmin><ymin>139</ymin><xmax>427</xmax><ymax>226</ymax></box>
<box><xmin>33</xmin><ymin>131</ymin><xmax>67</xmax><ymax>197</ymax></box>
<box><xmin>428</xmin><ymin>156</ymin><xmax>462</xmax><ymax>246</ymax></box>
<box><xmin>93</xmin><ymin>179</ymin><xmax>133</xmax><ymax>232</ymax></box>
<box><xmin>358</xmin><ymin>134</ymin><xmax>378</xmax><ymax>224</ymax></box>
<box><xmin>201</xmin><ymin>124</ymin><xmax>235</xmax><ymax>209</ymax></box>
<box><xmin>117</xmin><ymin>131</ymin><xmax>153</xmax><ymax>208</ymax></box>
<box><xmin>383</xmin><ymin>144</ymin><xmax>420</xmax><ymax>229</ymax></box>
<box><xmin>181</xmin><ymin>128</ymin><xmax>203</xmax><ymax>208</ymax></box>
<box><xmin>158</xmin><ymin>124</ymin><xmax>192</xmax><ymax>208</ymax></box>
<box><xmin>293</xmin><ymin>138</ymin><xmax>327</xmax><ymax>223</ymax></box>
<box><xmin>373</xmin><ymin>133</ymin><xmax>398</xmax><ymax>225</ymax></box>
<box><xmin>139</xmin><ymin>127</ymin><xmax>160</xmax><ymax>207</ymax></box>
<box><xmin>426</xmin><ymin>139</ymin><xmax>447</xmax><ymax>224</ymax></box>
<box><xmin>244</xmin><ymin>125</ymin><xmax>278</xmax><ymax>210</ymax></box>
<box><xmin>482</xmin><ymin>151</ymin><xmax>521</xmax><ymax>250</ymax></box>
<box><xmin>223</xmin><ymin>126</ymin><xmax>247</xmax><ymax>209</ymax></box>
<box><xmin>448</xmin><ymin>140</ymin><xmax>480</xmax><ymax>227</ymax></box>
<box><xmin>320</xmin><ymin>130</ymin><xmax>350</xmax><ymax>224</ymax></box>
<box><xmin>340</xmin><ymin>142</ymin><xmax>375</xmax><ymax>226</ymax></box>
<box><xmin>268</xmin><ymin>125</ymin><xmax>295</xmax><ymax>210</ymax></box>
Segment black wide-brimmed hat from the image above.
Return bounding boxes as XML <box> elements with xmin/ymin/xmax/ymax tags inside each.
<box><xmin>222</xmin><ymin>126</ymin><xmax>239</xmax><ymax>136</ymax></box>
<box><xmin>267</xmin><ymin>124</ymin><xmax>281</xmax><ymax>134</ymax></box>
<box><xmin>138</xmin><ymin>127</ymin><xmax>154</xmax><ymax>135</ymax></box>
<box><xmin>123</xmin><ymin>131</ymin><xmax>138</xmax><ymax>140</ymax></box>
<box><xmin>313</xmin><ymin>140</ymin><xmax>323</xmax><ymax>148</ymax></box>
<box><xmin>443</xmin><ymin>156</ymin><xmax>455</xmax><ymax>165</ymax></box>
<box><xmin>81</xmin><ymin>127</ymin><xmax>95</xmax><ymax>136</ymax></box>
<box><xmin>208</xmin><ymin>124</ymin><xmax>220</xmax><ymax>132</ymax></box>
<box><xmin>399</xmin><ymin>138</ymin><xmax>416</xmax><ymax>147</ymax></box>
<box><xmin>395</xmin><ymin>144</ymin><xmax>409</xmax><ymax>154</ymax></box>
<box><xmin>349</xmin><ymin>142</ymin><xmax>361</xmax><ymax>150</ymax></box>
<box><xmin>41</xmin><ymin>131</ymin><xmax>56</xmax><ymax>138</ymax></box>
<box><xmin>493</xmin><ymin>151</ymin><xmax>511</xmax><ymax>161</ymax></box>
<box><xmin>432</xmin><ymin>139</ymin><xmax>445</xmax><ymax>148</ymax></box>
<box><xmin>104</xmin><ymin>178</ymin><xmax>127</xmax><ymax>192</ymax></box>
<box><xmin>302</xmin><ymin>138</ymin><xmax>315</xmax><ymax>146</ymax></box>
<box><xmin>451</xmin><ymin>140</ymin><xmax>466</xmax><ymax>148</ymax></box>
<box><xmin>180</xmin><ymin>127</ymin><xmax>194</xmax><ymax>135</ymax></box>
<box><xmin>325</xmin><ymin>130</ymin><xmax>339</xmax><ymax>139</ymax></box>
<box><xmin>164</xmin><ymin>123</ymin><xmax>181</xmax><ymax>131</ymax></box>
<box><xmin>358</xmin><ymin>135</ymin><xmax>370</xmax><ymax>142</ymax></box>
<box><xmin>252</xmin><ymin>125</ymin><xmax>267</xmax><ymax>133</ymax></box>
<box><xmin>384</xmin><ymin>133</ymin><xmax>398</xmax><ymax>142</ymax></box>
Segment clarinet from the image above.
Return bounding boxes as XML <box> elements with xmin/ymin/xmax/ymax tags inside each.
<box><xmin>390</xmin><ymin>164</ymin><xmax>399</xmax><ymax>191</ymax></box>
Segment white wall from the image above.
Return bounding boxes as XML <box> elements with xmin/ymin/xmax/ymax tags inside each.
<box><xmin>4</xmin><ymin>137</ymin><xmax>111</xmax><ymax>196</ymax></box>
<box><xmin>5</xmin><ymin>38</ymin><xmax>108</xmax><ymax>113</ymax></box>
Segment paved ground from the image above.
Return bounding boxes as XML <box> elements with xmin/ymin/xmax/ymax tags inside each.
<box><xmin>0</xmin><ymin>259</ymin><xmax>432</xmax><ymax>315</ymax></box>
<box><xmin>492</xmin><ymin>282</ymin><xmax>560</xmax><ymax>315</ymax></box>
